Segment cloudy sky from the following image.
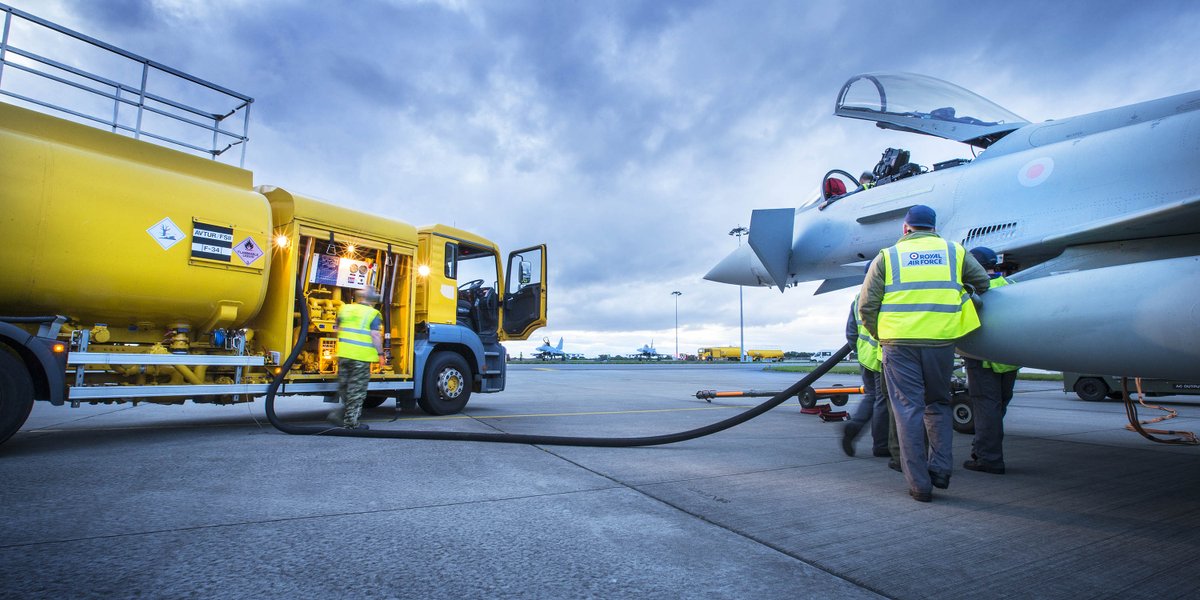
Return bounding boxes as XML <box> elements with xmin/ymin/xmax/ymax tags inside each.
<box><xmin>8</xmin><ymin>0</ymin><xmax>1200</xmax><ymax>357</ymax></box>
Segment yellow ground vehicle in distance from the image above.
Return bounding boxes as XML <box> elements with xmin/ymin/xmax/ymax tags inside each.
<box><xmin>746</xmin><ymin>349</ymin><xmax>784</xmax><ymax>362</ymax></box>
<box><xmin>0</xmin><ymin>5</ymin><xmax>546</xmax><ymax>445</ymax></box>
<box><xmin>698</xmin><ymin>347</ymin><xmax>742</xmax><ymax>361</ymax></box>
<box><xmin>697</xmin><ymin>347</ymin><xmax>783</xmax><ymax>362</ymax></box>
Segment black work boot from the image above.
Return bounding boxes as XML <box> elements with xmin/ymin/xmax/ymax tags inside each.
<box><xmin>840</xmin><ymin>422</ymin><xmax>862</xmax><ymax>456</ymax></box>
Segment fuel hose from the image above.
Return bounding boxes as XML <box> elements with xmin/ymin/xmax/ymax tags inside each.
<box><xmin>265</xmin><ymin>300</ymin><xmax>852</xmax><ymax>447</ymax></box>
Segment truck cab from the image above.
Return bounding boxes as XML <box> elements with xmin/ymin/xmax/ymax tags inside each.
<box><xmin>413</xmin><ymin>226</ymin><xmax>546</xmax><ymax>413</ymax></box>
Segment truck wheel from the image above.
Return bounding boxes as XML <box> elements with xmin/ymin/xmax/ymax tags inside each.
<box><xmin>419</xmin><ymin>352</ymin><xmax>472</xmax><ymax>415</ymax></box>
<box><xmin>951</xmin><ymin>391</ymin><xmax>974</xmax><ymax>434</ymax></box>
<box><xmin>0</xmin><ymin>349</ymin><xmax>35</xmax><ymax>446</ymax></box>
<box><xmin>1074</xmin><ymin>377</ymin><xmax>1109</xmax><ymax>402</ymax></box>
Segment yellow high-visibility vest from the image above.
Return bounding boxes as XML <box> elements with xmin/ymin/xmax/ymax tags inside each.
<box><xmin>980</xmin><ymin>276</ymin><xmax>1020</xmax><ymax>373</ymax></box>
<box><xmin>878</xmin><ymin>235</ymin><xmax>980</xmax><ymax>341</ymax></box>
<box><xmin>852</xmin><ymin>295</ymin><xmax>882</xmax><ymax>371</ymax></box>
<box><xmin>337</xmin><ymin>302</ymin><xmax>382</xmax><ymax>362</ymax></box>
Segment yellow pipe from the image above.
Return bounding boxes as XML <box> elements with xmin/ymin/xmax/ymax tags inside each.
<box><xmin>173</xmin><ymin>364</ymin><xmax>204</xmax><ymax>385</ymax></box>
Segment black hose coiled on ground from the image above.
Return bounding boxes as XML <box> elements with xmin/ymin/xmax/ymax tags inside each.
<box><xmin>265</xmin><ymin>300</ymin><xmax>852</xmax><ymax>446</ymax></box>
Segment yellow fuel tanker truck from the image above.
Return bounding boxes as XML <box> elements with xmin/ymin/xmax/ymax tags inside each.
<box><xmin>698</xmin><ymin>347</ymin><xmax>742</xmax><ymax>361</ymax></box>
<box><xmin>0</xmin><ymin>5</ymin><xmax>546</xmax><ymax>445</ymax></box>
<box><xmin>697</xmin><ymin>347</ymin><xmax>782</xmax><ymax>362</ymax></box>
<box><xmin>746</xmin><ymin>349</ymin><xmax>784</xmax><ymax>362</ymax></box>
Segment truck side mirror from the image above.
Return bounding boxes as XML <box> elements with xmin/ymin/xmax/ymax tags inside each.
<box><xmin>519</xmin><ymin>259</ymin><xmax>532</xmax><ymax>285</ymax></box>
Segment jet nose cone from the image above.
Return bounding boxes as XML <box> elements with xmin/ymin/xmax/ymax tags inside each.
<box><xmin>705</xmin><ymin>245</ymin><xmax>773</xmax><ymax>287</ymax></box>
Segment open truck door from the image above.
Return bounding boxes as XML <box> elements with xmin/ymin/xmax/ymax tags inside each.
<box><xmin>500</xmin><ymin>245</ymin><xmax>547</xmax><ymax>340</ymax></box>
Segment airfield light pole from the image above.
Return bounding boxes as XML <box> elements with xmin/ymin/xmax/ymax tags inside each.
<box><xmin>729</xmin><ymin>226</ymin><xmax>749</xmax><ymax>362</ymax></box>
<box><xmin>672</xmin><ymin>291</ymin><xmax>682</xmax><ymax>360</ymax></box>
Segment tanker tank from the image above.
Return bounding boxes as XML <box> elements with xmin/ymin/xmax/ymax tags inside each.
<box><xmin>0</xmin><ymin>103</ymin><xmax>273</xmax><ymax>340</ymax></box>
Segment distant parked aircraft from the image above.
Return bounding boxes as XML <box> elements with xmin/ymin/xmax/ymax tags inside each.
<box><xmin>534</xmin><ymin>337</ymin><xmax>567</xmax><ymax>361</ymax></box>
<box><xmin>635</xmin><ymin>341</ymin><xmax>661</xmax><ymax>359</ymax></box>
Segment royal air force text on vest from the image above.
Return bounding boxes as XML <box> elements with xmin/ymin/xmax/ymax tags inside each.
<box><xmin>902</xmin><ymin>251</ymin><xmax>947</xmax><ymax>267</ymax></box>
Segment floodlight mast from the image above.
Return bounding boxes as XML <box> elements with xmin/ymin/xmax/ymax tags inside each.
<box><xmin>671</xmin><ymin>291</ymin><xmax>682</xmax><ymax>359</ymax></box>
<box><xmin>728</xmin><ymin>226</ymin><xmax>748</xmax><ymax>362</ymax></box>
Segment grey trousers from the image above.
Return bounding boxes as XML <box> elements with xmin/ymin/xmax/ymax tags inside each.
<box><xmin>849</xmin><ymin>367</ymin><xmax>890</xmax><ymax>454</ymax></box>
<box><xmin>337</xmin><ymin>357</ymin><xmax>371</xmax><ymax>427</ymax></box>
<box><xmin>882</xmin><ymin>344</ymin><xmax>956</xmax><ymax>494</ymax></box>
<box><xmin>964</xmin><ymin>358</ymin><xmax>1017</xmax><ymax>466</ymax></box>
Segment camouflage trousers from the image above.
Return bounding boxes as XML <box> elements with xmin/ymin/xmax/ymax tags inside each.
<box><xmin>337</xmin><ymin>358</ymin><xmax>371</xmax><ymax>427</ymax></box>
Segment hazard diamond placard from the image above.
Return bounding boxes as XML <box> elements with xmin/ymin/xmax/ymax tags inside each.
<box><xmin>234</xmin><ymin>236</ymin><xmax>264</xmax><ymax>265</ymax></box>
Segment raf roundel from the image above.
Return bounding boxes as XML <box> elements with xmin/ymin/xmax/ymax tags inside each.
<box><xmin>1018</xmin><ymin>157</ymin><xmax>1054</xmax><ymax>187</ymax></box>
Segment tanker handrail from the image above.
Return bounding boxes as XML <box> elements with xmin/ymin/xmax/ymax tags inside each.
<box><xmin>0</xmin><ymin>3</ymin><xmax>253</xmax><ymax>166</ymax></box>
<box><xmin>1</xmin><ymin>44</ymin><xmax>251</xmax><ymax>127</ymax></box>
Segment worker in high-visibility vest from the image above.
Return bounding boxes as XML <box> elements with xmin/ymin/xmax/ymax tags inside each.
<box><xmin>841</xmin><ymin>289</ymin><xmax>888</xmax><ymax>458</ymax></box>
<box><xmin>859</xmin><ymin>170</ymin><xmax>876</xmax><ymax>190</ymax></box>
<box><xmin>858</xmin><ymin>205</ymin><xmax>991</xmax><ymax>502</ymax></box>
<box><xmin>962</xmin><ymin>247</ymin><xmax>1021</xmax><ymax>475</ymax></box>
<box><xmin>327</xmin><ymin>287</ymin><xmax>385</xmax><ymax>430</ymax></box>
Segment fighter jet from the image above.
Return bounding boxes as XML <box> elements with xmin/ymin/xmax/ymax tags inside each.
<box><xmin>534</xmin><ymin>337</ymin><xmax>568</xmax><ymax>361</ymax></box>
<box><xmin>635</xmin><ymin>341</ymin><xmax>661</xmax><ymax>360</ymax></box>
<box><xmin>706</xmin><ymin>72</ymin><xmax>1199</xmax><ymax>380</ymax></box>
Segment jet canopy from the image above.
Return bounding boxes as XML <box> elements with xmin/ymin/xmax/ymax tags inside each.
<box><xmin>835</xmin><ymin>72</ymin><xmax>1029</xmax><ymax>148</ymax></box>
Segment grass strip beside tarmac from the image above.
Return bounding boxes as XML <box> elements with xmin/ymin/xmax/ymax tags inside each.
<box><xmin>764</xmin><ymin>365</ymin><xmax>862</xmax><ymax>375</ymax></box>
<box><xmin>764</xmin><ymin>365</ymin><xmax>1063</xmax><ymax>381</ymax></box>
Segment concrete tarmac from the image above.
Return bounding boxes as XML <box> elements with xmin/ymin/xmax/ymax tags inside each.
<box><xmin>2</xmin><ymin>363</ymin><xmax>1199</xmax><ymax>599</ymax></box>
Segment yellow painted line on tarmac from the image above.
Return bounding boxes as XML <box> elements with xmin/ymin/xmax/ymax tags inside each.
<box><xmin>25</xmin><ymin>421</ymin><xmax>271</xmax><ymax>434</ymax></box>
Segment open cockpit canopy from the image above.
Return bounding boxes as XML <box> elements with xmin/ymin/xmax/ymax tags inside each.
<box><xmin>835</xmin><ymin>72</ymin><xmax>1028</xmax><ymax>148</ymax></box>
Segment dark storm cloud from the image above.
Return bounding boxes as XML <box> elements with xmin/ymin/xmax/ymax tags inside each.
<box><xmin>221</xmin><ymin>2</ymin><xmax>486</xmax><ymax>119</ymax></box>
<box><xmin>455</xmin><ymin>2</ymin><xmax>834</xmax><ymax>182</ymax></box>
<box><xmin>70</xmin><ymin>0</ymin><xmax>160</xmax><ymax>30</ymax></box>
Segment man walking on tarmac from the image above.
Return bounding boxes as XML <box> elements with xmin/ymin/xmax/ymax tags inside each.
<box><xmin>329</xmin><ymin>287</ymin><xmax>385</xmax><ymax>430</ymax></box>
<box><xmin>962</xmin><ymin>247</ymin><xmax>1020</xmax><ymax>475</ymax></box>
<box><xmin>841</xmin><ymin>280</ymin><xmax>888</xmax><ymax>458</ymax></box>
<box><xmin>858</xmin><ymin>205</ymin><xmax>991</xmax><ymax>502</ymax></box>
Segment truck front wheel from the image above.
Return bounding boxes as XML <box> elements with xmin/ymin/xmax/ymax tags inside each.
<box><xmin>0</xmin><ymin>349</ymin><xmax>34</xmax><ymax>446</ymax></box>
<box><xmin>419</xmin><ymin>352</ymin><xmax>472</xmax><ymax>415</ymax></box>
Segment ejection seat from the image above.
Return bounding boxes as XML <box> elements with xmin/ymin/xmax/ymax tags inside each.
<box><xmin>817</xmin><ymin>170</ymin><xmax>861</xmax><ymax>210</ymax></box>
<box><xmin>823</xmin><ymin>177</ymin><xmax>847</xmax><ymax>198</ymax></box>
